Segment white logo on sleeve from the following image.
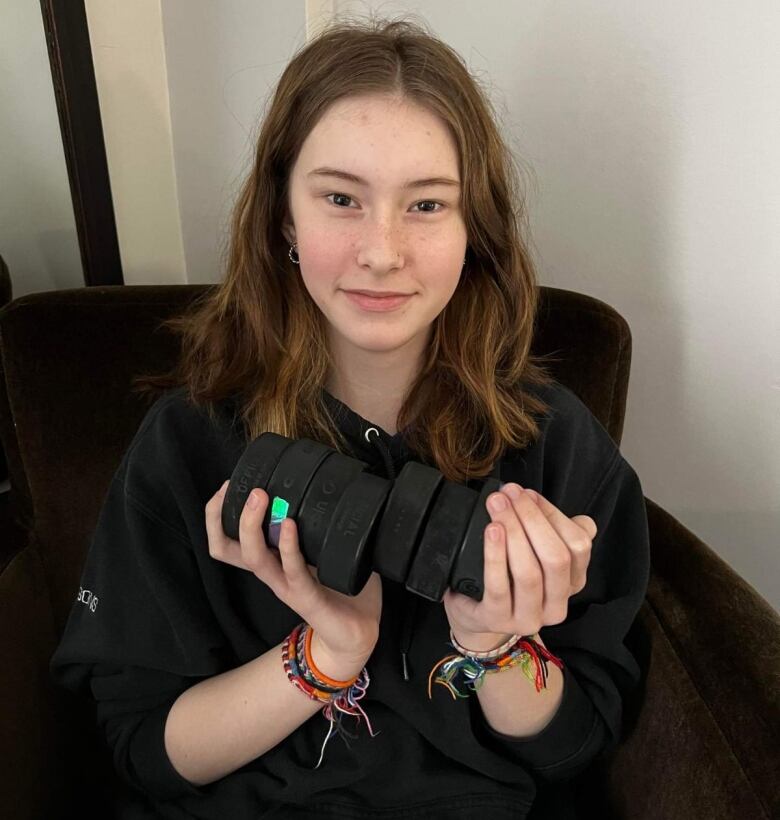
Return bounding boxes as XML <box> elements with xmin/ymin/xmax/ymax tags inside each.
<box><xmin>76</xmin><ymin>586</ymin><xmax>99</xmax><ymax>613</ymax></box>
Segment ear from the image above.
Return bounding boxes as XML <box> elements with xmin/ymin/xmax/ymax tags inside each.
<box><xmin>281</xmin><ymin>210</ymin><xmax>296</xmax><ymax>247</ymax></box>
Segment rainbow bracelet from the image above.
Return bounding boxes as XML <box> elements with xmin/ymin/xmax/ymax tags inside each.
<box><xmin>428</xmin><ymin>631</ymin><xmax>564</xmax><ymax>699</ymax></box>
<box><xmin>281</xmin><ymin>622</ymin><xmax>378</xmax><ymax>768</ymax></box>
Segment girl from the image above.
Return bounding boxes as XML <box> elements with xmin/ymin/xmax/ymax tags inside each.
<box><xmin>50</xmin><ymin>15</ymin><xmax>650</xmax><ymax>820</ymax></box>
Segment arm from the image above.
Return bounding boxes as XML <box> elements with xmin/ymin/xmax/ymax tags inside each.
<box><xmin>165</xmin><ymin>633</ymin><xmax>370</xmax><ymax>786</ymax></box>
<box><xmin>451</xmin><ymin>629</ymin><xmax>565</xmax><ymax>738</ymax></box>
<box><xmin>458</xmin><ymin>457</ymin><xmax>650</xmax><ymax>782</ymax></box>
<box><xmin>49</xmin><ymin>468</ymin><xmax>373</xmax><ymax>799</ymax></box>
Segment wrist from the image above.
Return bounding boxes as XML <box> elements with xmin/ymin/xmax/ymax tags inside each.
<box><xmin>451</xmin><ymin>629</ymin><xmax>514</xmax><ymax>654</ymax></box>
<box><xmin>310</xmin><ymin>630</ymin><xmax>370</xmax><ymax>683</ymax></box>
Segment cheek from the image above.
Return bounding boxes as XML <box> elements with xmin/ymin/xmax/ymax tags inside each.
<box><xmin>420</xmin><ymin>222</ymin><xmax>467</xmax><ymax>266</ymax></box>
<box><xmin>298</xmin><ymin>246</ymin><xmax>343</xmax><ymax>291</ymax></box>
<box><xmin>424</xmin><ymin>238</ymin><xmax>467</xmax><ymax>287</ymax></box>
<box><xmin>300</xmin><ymin>229</ymin><xmax>355</xmax><ymax>276</ymax></box>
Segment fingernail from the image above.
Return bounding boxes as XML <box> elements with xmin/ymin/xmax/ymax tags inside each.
<box><xmin>246</xmin><ymin>491</ymin><xmax>260</xmax><ymax>510</ymax></box>
<box><xmin>489</xmin><ymin>493</ymin><xmax>507</xmax><ymax>511</ymax></box>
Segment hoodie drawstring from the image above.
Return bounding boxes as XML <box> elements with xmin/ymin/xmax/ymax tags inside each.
<box><xmin>363</xmin><ymin>426</ymin><xmax>503</xmax><ymax>683</ymax></box>
<box><xmin>363</xmin><ymin>427</ymin><xmax>419</xmax><ymax>682</ymax></box>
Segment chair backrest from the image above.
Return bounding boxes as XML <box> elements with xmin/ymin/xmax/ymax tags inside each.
<box><xmin>0</xmin><ymin>282</ymin><xmax>632</xmax><ymax>817</ymax></box>
<box><xmin>0</xmin><ymin>282</ymin><xmax>632</xmax><ymax>633</ymax></box>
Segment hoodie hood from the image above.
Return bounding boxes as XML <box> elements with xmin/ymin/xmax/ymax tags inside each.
<box><xmin>320</xmin><ymin>388</ymin><xmax>503</xmax><ymax>683</ymax></box>
<box><xmin>321</xmin><ymin>388</ymin><xmax>414</xmax><ymax>478</ymax></box>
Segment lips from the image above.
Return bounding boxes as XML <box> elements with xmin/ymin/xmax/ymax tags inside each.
<box><xmin>345</xmin><ymin>291</ymin><xmax>412</xmax><ymax>297</ymax></box>
<box><xmin>343</xmin><ymin>291</ymin><xmax>414</xmax><ymax>312</ymax></box>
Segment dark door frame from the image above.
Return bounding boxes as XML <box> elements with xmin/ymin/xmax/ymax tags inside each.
<box><xmin>40</xmin><ymin>0</ymin><xmax>123</xmax><ymax>286</ymax></box>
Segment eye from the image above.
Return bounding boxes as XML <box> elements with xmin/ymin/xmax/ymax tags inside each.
<box><xmin>412</xmin><ymin>200</ymin><xmax>444</xmax><ymax>214</ymax></box>
<box><xmin>324</xmin><ymin>193</ymin><xmax>445</xmax><ymax>214</ymax></box>
<box><xmin>326</xmin><ymin>192</ymin><xmax>356</xmax><ymax>208</ymax></box>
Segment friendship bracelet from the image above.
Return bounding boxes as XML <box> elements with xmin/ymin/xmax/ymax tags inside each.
<box><xmin>293</xmin><ymin>626</ymin><xmax>349</xmax><ymax>695</ymax></box>
<box><xmin>428</xmin><ymin>633</ymin><xmax>565</xmax><ymax>699</ymax></box>
<box><xmin>448</xmin><ymin>629</ymin><xmax>521</xmax><ymax>661</ymax></box>
<box><xmin>282</xmin><ymin>625</ymin><xmax>338</xmax><ymax>700</ymax></box>
<box><xmin>281</xmin><ymin>622</ymin><xmax>378</xmax><ymax>768</ymax></box>
<box><xmin>304</xmin><ymin>624</ymin><xmax>361</xmax><ymax>689</ymax></box>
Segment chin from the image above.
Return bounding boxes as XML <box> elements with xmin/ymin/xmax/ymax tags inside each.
<box><xmin>336</xmin><ymin>324</ymin><xmax>418</xmax><ymax>350</ymax></box>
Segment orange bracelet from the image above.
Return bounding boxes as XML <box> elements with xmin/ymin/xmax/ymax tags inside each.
<box><xmin>283</xmin><ymin>640</ymin><xmax>337</xmax><ymax>701</ymax></box>
<box><xmin>304</xmin><ymin>626</ymin><xmax>360</xmax><ymax>689</ymax></box>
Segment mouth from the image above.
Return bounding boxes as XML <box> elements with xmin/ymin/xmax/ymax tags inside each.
<box><xmin>344</xmin><ymin>290</ymin><xmax>414</xmax><ymax>297</ymax></box>
<box><xmin>343</xmin><ymin>290</ymin><xmax>415</xmax><ymax>312</ymax></box>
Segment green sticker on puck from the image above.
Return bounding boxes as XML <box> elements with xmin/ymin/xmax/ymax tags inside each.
<box><xmin>270</xmin><ymin>496</ymin><xmax>289</xmax><ymax>525</ymax></box>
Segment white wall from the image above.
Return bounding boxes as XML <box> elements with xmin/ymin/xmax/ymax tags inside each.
<box><xmin>83</xmin><ymin>0</ymin><xmax>308</xmax><ymax>286</ymax></box>
<box><xmin>0</xmin><ymin>0</ymin><xmax>83</xmax><ymax>297</ymax></box>
<box><xmin>158</xmin><ymin>0</ymin><xmax>308</xmax><ymax>284</ymax></box>
<box><xmin>85</xmin><ymin>0</ymin><xmax>187</xmax><ymax>284</ymax></box>
<box><xmin>81</xmin><ymin>1</ymin><xmax>780</xmax><ymax>610</ymax></box>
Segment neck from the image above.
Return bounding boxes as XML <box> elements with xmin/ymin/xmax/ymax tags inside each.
<box><xmin>325</xmin><ymin>374</ymin><xmax>408</xmax><ymax>436</ymax></box>
<box><xmin>325</xmin><ymin>331</ymin><xmax>430</xmax><ymax>436</ymax></box>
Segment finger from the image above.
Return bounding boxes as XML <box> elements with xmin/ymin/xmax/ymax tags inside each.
<box><xmin>568</xmin><ymin>516</ymin><xmax>595</xmax><ymax>593</ymax></box>
<box><xmin>526</xmin><ymin>490</ymin><xmax>594</xmax><ymax>594</ymax></box>
<box><xmin>482</xmin><ymin>522</ymin><xmax>513</xmax><ymax>612</ymax></box>
<box><xmin>205</xmin><ymin>480</ymin><xmax>250</xmax><ymax>571</ymax></box>
<box><xmin>276</xmin><ymin>517</ymin><xmax>316</xmax><ymax>588</ymax></box>
<box><xmin>499</xmin><ymin>486</ymin><xmax>570</xmax><ymax>623</ymax></box>
<box><xmin>238</xmin><ymin>489</ymin><xmax>286</xmax><ymax>589</ymax></box>
<box><xmin>486</xmin><ymin>492</ymin><xmax>542</xmax><ymax>625</ymax></box>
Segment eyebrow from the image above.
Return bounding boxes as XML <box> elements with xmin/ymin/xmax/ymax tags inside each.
<box><xmin>307</xmin><ymin>166</ymin><xmax>461</xmax><ymax>189</ymax></box>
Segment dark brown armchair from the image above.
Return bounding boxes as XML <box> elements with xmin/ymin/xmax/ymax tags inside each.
<box><xmin>0</xmin><ymin>284</ymin><xmax>777</xmax><ymax>819</ymax></box>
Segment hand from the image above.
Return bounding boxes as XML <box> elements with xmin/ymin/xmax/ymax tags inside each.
<box><xmin>442</xmin><ymin>483</ymin><xmax>597</xmax><ymax>651</ymax></box>
<box><xmin>205</xmin><ymin>481</ymin><xmax>381</xmax><ymax>662</ymax></box>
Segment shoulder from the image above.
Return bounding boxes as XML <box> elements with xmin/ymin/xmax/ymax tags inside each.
<box><xmin>516</xmin><ymin>379</ymin><xmax>624</xmax><ymax>513</ymax></box>
<box><xmin>130</xmin><ymin>386</ymin><xmax>241</xmax><ymax>449</ymax></box>
<box><xmin>119</xmin><ymin>387</ymin><xmax>245</xmax><ymax>509</ymax></box>
<box><xmin>526</xmin><ymin>379</ymin><xmax>618</xmax><ymax>447</ymax></box>
<box><xmin>139</xmin><ymin>384</ymin><xmax>234</xmax><ymax>425</ymax></box>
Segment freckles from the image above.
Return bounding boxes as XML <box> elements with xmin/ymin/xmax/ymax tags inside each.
<box><xmin>307</xmin><ymin>230</ymin><xmax>353</xmax><ymax>260</ymax></box>
<box><xmin>304</xmin><ymin>239</ymin><xmax>329</xmax><ymax>265</ymax></box>
<box><xmin>301</xmin><ymin>238</ymin><xmax>359</xmax><ymax>291</ymax></box>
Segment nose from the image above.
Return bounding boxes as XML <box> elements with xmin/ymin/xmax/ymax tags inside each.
<box><xmin>355</xmin><ymin>216</ymin><xmax>404</xmax><ymax>271</ymax></box>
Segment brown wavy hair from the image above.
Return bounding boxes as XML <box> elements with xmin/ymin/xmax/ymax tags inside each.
<box><xmin>132</xmin><ymin>13</ymin><xmax>558</xmax><ymax>483</ymax></box>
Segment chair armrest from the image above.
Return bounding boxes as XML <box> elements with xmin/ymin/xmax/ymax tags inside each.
<box><xmin>604</xmin><ymin>498</ymin><xmax>779</xmax><ymax>819</ymax></box>
<box><xmin>0</xmin><ymin>520</ymin><xmax>121</xmax><ymax>819</ymax></box>
<box><xmin>0</xmin><ymin>539</ymin><xmax>66</xmax><ymax>820</ymax></box>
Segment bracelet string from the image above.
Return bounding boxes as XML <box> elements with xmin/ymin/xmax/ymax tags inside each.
<box><xmin>427</xmin><ymin>630</ymin><xmax>565</xmax><ymax>699</ymax></box>
<box><xmin>281</xmin><ymin>620</ymin><xmax>566</xmax><ymax>767</ymax></box>
<box><xmin>281</xmin><ymin>622</ymin><xmax>378</xmax><ymax>768</ymax></box>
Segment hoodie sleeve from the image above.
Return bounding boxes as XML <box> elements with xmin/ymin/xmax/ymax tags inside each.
<box><xmin>49</xmin><ymin>449</ymin><xmax>232</xmax><ymax>801</ymax></box>
<box><xmin>471</xmin><ymin>438</ymin><xmax>651</xmax><ymax>783</ymax></box>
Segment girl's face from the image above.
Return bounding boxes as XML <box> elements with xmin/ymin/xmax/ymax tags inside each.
<box><xmin>283</xmin><ymin>93</ymin><xmax>468</xmax><ymax>359</ymax></box>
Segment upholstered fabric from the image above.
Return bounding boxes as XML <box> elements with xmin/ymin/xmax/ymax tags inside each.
<box><xmin>0</xmin><ymin>284</ymin><xmax>776</xmax><ymax>820</ymax></box>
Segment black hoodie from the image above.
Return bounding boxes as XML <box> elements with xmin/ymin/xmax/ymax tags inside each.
<box><xmin>49</xmin><ymin>380</ymin><xmax>650</xmax><ymax>819</ymax></box>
